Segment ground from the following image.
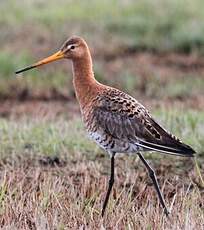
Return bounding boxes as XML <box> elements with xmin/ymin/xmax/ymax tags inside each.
<box><xmin>0</xmin><ymin>0</ymin><xmax>204</xmax><ymax>229</ymax></box>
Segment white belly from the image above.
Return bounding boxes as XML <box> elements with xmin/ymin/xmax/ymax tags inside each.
<box><xmin>88</xmin><ymin>131</ymin><xmax>142</xmax><ymax>154</ymax></box>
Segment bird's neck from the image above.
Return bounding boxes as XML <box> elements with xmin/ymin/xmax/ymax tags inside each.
<box><xmin>72</xmin><ymin>54</ymin><xmax>101</xmax><ymax>107</ymax></box>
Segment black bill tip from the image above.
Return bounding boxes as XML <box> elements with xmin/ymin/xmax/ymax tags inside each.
<box><xmin>15</xmin><ymin>65</ymin><xmax>36</xmax><ymax>74</ymax></box>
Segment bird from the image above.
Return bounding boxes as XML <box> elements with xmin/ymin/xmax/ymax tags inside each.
<box><xmin>16</xmin><ymin>36</ymin><xmax>195</xmax><ymax>217</ymax></box>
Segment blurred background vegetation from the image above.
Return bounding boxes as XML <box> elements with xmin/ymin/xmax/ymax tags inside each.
<box><xmin>0</xmin><ymin>0</ymin><xmax>204</xmax><ymax>103</ymax></box>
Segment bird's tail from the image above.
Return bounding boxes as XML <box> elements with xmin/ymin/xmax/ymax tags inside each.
<box><xmin>138</xmin><ymin>139</ymin><xmax>196</xmax><ymax>157</ymax></box>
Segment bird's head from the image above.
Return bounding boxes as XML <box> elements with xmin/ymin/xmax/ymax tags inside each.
<box><xmin>15</xmin><ymin>36</ymin><xmax>89</xmax><ymax>74</ymax></box>
<box><xmin>61</xmin><ymin>36</ymin><xmax>88</xmax><ymax>59</ymax></box>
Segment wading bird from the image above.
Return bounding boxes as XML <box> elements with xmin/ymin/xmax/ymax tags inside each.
<box><xmin>16</xmin><ymin>36</ymin><xmax>195</xmax><ymax>217</ymax></box>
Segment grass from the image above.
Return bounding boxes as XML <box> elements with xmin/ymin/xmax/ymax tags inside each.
<box><xmin>0</xmin><ymin>109</ymin><xmax>203</xmax><ymax>159</ymax></box>
<box><xmin>0</xmin><ymin>51</ymin><xmax>72</xmax><ymax>98</ymax></box>
<box><xmin>0</xmin><ymin>109</ymin><xmax>203</xmax><ymax>228</ymax></box>
<box><xmin>114</xmin><ymin>73</ymin><xmax>204</xmax><ymax>99</ymax></box>
<box><xmin>1</xmin><ymin>50</ymin><xmax>204</xmax><ymax>101</ymax></box>
<box><xmin>0</xmin><ymin>162</ymin><xmax>203</xmax><ymax>229</ymax></box>
<box><xmin>108</xmin><ymin>0</ymin><xmax>204</xmax><ymax>53</ymax></box>
<box><xmin>1</xmin><ymin>0</ymin><xmax>204</xmax><ymax>52</ymax></box>
<box><xmin>0</xmin><ymin>0</ymin><xmax>204</xmax><ymax>100</ymax></box>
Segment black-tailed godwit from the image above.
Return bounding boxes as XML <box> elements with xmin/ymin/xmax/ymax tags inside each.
<box><xmin>16</xmin><ymin>36</ymin><xmax>195</xmax><ymax>217</ymax></box>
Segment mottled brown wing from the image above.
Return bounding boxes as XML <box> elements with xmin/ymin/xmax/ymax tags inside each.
<box><xmin>93</xmin><ymin>90</ymin><xmax>195</xmax><ymax>156</ymax></box>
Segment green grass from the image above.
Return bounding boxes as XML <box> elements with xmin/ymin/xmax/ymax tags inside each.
<box><xmin>154</xmin><ymin>109</ymin><xmax>204</xmax><ymax>156</ymax></box>
<box><xmin>108</xmin><ymin>0</ymin><xmax>204</xmax><ymax>53</ymax></box>
<box><xmin>0</xmin><ymin>117</ymin><xmax>94</xmax><ymax>159</ymax></box>
<box><xmin>0</xmin><ymin>109</ymin><xmax>203</xmax><ymax>160</ymax></box>
<box><xmin>1</xmin><ymin>49</ymin><xmax>204</xmax><ymax>100</ymax></box>
<box><xmin>1</xmin><ymin>0</ymin><xmax>204</xmax><ymax>53</ymax></box>
<box><xmin>0</xmin><ymin>51</ymin><xmax>72</xmax><ymax>97</ymax></box>
<box><xmin>106</xmin><ymin>72</ymin><xmax>204</xmax><ymax>100</ymax></box>
<box><xmin>142</xmin><ymin>74</ymin><xmax>204</xmax><ymax>99</ymax></box>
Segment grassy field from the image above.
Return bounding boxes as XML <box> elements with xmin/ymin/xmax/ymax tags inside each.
<box><xmin>0</xmin><ymin>0</ymin><xmax>204</xmax><ymax>229</ymax></box>
<box><xmin>0</xmin><ymin>110</ymin><xmax>203</xmax><ymax>228</ymax></box>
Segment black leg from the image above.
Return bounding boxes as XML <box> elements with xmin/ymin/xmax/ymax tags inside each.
<box><xmin>137</xmin><ymin>152</ymin><xmax>169</xmax><ymax>216</ymax></box>
<box><xmin>102</xmin><ymin>152</ymin><xmax>115</xmax><ymax>217</ymax></box>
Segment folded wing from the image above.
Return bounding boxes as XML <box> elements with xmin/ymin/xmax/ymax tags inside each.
<box><xmin>93</xmin><ymin>89</ymin><xmax>195</xmax><ymax>157</ymax></box>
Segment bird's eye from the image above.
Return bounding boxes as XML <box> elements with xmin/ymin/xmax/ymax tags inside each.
<box><xmin>70</xmin><ymin>45</ymin><xmax>75</xmax><ymax>50</ymax></box>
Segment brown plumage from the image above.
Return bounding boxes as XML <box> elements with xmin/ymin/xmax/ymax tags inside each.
<box><xmin>85</xmin><ymin>88</ymin><xmax>195</xmax><ymax>156</ymax></box>
<box><xmin>16</xmin><ymin>36</ymin><xmax>195</xmax><ymax>217</ymax></box>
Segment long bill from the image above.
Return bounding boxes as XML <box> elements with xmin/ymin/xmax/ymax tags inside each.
<box><xmin>15</xmin><ymin>50</ymin><xmax>65</xmax><ymax>74</ymax></box>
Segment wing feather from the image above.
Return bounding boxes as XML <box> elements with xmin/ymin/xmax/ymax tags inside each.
<box><xmin>93</xmin><ymin>90</ymin><xmax>195</xmax><ymax>156</ymax></box>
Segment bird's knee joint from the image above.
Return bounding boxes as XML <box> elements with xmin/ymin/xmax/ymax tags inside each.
<box><xmin>148</xmin><ymin>169</ymin><xmax>155</xmax><ymax>178</ymax></box>
<box><xmin>109</xmin><ymin>178</ymin><xmax>114</xmax><ymax>184</ymax></box>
